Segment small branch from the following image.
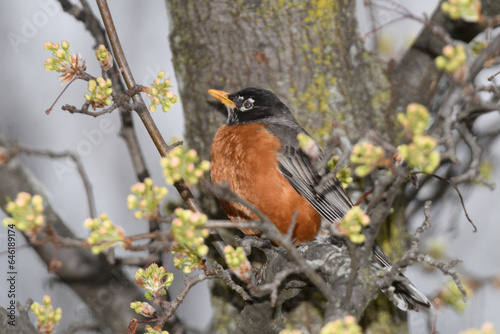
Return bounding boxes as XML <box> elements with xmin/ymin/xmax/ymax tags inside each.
<box><xmin>451</xmin><ymin>122</ymin><xmax>495</xmax><ymax>190</ymax></box>
<box><xmin>45</xmin><ymin>78</ymin><xmax>78</xmax><ymax>115</ymax></box>
<box><xmin>413</xmin><ymin>171</ymin><xmax>478</xmax><ymax>232</ymax></box>
<box><xmin>377</xmin><ymin>201</ymin><xmax>467</xmax><ymax>300</ymax></box>
<box><xmin>204</xmin><ymin>219</ymin><xmax>263</xmax><ymax>231</ymax></box>
<box><xmin>362</xmin><ymin>0</ymin><xmax>453</xmax><ymax>44</ymax></box>
<box><xmin>248</xmin><ymin>264</ymin><xmax>305</xmax><ymax>307</ymax></box>
<box><xmin>285</xmin><ymin>210</ymin><xmax>299</xmax><ymax>243</ymax></box>
<box><xmin>62</xmin><ymin>102</ymin><xmax>118</xmax><ymax>117</ymax></box>
<box><xmin>156</xmin><ymin>262</ymin><xmax>251</xmax><ymax>328</ymax></box>
<box><xmin>157</xmin><ymin>273</ymin><xmax>211</xmax><ymax>327</ymax></box>
<box><xmin>13</xmin><ymin>145</ymin><xmax>97</xmax><ymax>218</ymax></box>
<box><xmin>210</xmin><ymin>262</ymin><xmax>253</xmax><ymax>301</ymax></box>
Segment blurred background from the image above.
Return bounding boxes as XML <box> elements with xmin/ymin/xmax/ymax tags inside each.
<box><xmin>1</xmin><ymin>1</ymin><xmax>499</xmax><ymax>333</ymax></box>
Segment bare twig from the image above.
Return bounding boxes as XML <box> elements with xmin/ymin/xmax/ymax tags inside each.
<box><xmin>156</xmin><ymin>262</ymin><xmax>251</xmax><ymax>327</ymax></box>
<box><xmin>249</xmin><ymin>264</ymin><xmax>305</xmax><ymax>307</ymax></box>
<box><xmin>377</xmin><ymin>201</ymin><xmax>467</xmax><ymax>301</ymax></box>
<box><xmin>451</xmin><ymin>122</ymin><xmax>495</xmax><ymax>191</ymax></box>
<box><xmin>413</xmin><ymin>171</ymin><xmax>478</xmax><ymax>232</ymax></box>
<box><xmin>62</xmin><ymin>102</ymin><xmax>118</xmax><ymax>117</ymax></box>
<box><xmin>362</xmin><ymin>0</ymin><xmax>453</xmax><ymax>44</ymax></box>
<box><xmin>13</xmin><ymin>145</ymin><xmax>96</xmax><ymax>218</ymax></box>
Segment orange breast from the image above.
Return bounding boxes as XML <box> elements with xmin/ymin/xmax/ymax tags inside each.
<box><xmin>210</xmin><ymin>123</ymin><xmax>321</xmax><ymax>243</ymax></box>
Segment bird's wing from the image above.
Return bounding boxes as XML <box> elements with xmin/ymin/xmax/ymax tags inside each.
<box><xmin>276</xmin><ymin>143</ymin><xmax>353</xmax><ymax>224</ymax></box>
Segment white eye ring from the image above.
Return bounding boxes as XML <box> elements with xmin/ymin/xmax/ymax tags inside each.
<box><xmin>241</xmin><ymin>98</ymin><xmax>254</xmax><ymax>110</ymax></box>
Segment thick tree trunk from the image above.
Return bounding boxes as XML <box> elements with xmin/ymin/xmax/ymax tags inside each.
<box><xmin>165</xmin><ymin>1</ymin><xmax>500</xmax><ymax>333</ymax></box>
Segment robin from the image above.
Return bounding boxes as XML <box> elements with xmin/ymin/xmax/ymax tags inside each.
<box><xmin>208</xmin><ymin>87</ymin><xmax>431</xmax><ymax>311</ymax></box>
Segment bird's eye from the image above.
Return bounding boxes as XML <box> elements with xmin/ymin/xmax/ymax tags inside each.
<box><xmin>243</xmin><ymin>100</ymin><xmax>253</xmax><ymax>110</ymax></box>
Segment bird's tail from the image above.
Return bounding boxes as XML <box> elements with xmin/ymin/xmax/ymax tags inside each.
<box><xmin>372</xmin><ymin>245</ymin><xmax>432</xmax><ymax>311</ymax></box>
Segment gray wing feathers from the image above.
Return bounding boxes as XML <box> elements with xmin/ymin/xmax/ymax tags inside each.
<box><xmin>277</xmin><ymin>146</ymin><xmax>352</xmax><ymax>223</ymax></box>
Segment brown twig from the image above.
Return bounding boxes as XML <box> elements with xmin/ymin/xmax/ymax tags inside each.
<box><xmin>156</xmin><ymin>262</ymin><xmax>251</xmax><ymax>327</ymax></box>
<box><xmin>248</xmin><ymin>264</ymin><xmax>305</xmax><ymax>307</ymax></box>
<box><xmin>62</xmin><ymin>102</ymin><xmax>118</xmax><ymax>117</ymax></box>
<box><xmin>13</xmin><ymin>145</ymin><xmax>96</xmax><ymax>218</ymax></box>
<box><xmin>413</xmin><ymin>171</ymin><xmax>477</xmax><ymax>232</ymax></box>
<box><xmin>362</xmin><ymin>0</ymin><xmax>453</xmax><ymax>44</ymax></box>
<box><xmin>377</xmin><ymin>201</ymin><xmax>467</xmax><ymax>301</ymax></box>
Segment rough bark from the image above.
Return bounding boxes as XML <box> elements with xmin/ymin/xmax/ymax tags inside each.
<box><xmin>164</xmin><ymin>1</ymin><xmax>401</xmax><ymax>332</ymax></box>
<box><xmin>166</xmin><ymin>0</ymin><xmax>393</xmax><ymax>155</ymax></box>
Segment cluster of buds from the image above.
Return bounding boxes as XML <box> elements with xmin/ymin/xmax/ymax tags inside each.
<box><xmin>328</xmin><ymin>156</ymin><xmax>353</xmax><ymax>188</ymax></box>
<box><xmin>146</xmin><ymin>72</ymin><xmax>179</xmax><ymax>112</ymax></box>
<box><xmin>435</xmin><ymin>45</ymin><xmax>467</xmax><ymax>74</ymax></box>
<box><xmin>43</xmin><ymin>40</ymin><xmax>86</xmax><ymax>84</ymax></box>
<box><xmin>350</xmin><ymin>142</ymin><xmax>387</xmax><ymax>178</ymax></box>
<box><xmin>297</xmin><ymin>133</ymin><xmax>321</xmax><ymax>161</ymax></box>
<box><xmin>171</xmin><ymin>208</ymin><xmax>209</xmax><ymax>273</ymax></box>
<box><xmin>438</xmin><ymin>279</ymin><xmax>473</xmax><ymax>312</ymax></box>
<box><xmin>84</xmin><ymin>77</ymin><xmax>113</xmax><ymax>109</ymax></box>
<box><xmin>320</xmin><ymin>316</ymin><xmax>362</xmax><ymax>334</ymax></box>
<box><xmin>30</xmin><ymin>295</ymin><xmax>62</xmax><ymax>334</ymax></box>
<box><xmin>144</xmin><ymin>325</ymin><xmax>170</xmax><ymax>334</ymax></box>
<box><xmin>127</xmin><ymin>178</ymin><xmax>168</xmax><ymax>220</ymax></box>
<box><xmin>441</xmin><ymin>0</ymin><xmax>481</xmax><ymax>22</ymax></box>
<box><xmin>460</xmin><ymin>323</ymin><xmax>496</xmax><ymax>334</ymax></box>
<box><xmin>335</xmin><ymin>206</ymin><xmax>370</xmax><ymax>244</ymax></box>
<box><xmin>160</xmin><ymin>146</ymin><xmax>210</xmax><ymax>185</ymax></box>
<box><xmin>83</xmin><ymin>213</ymin><xmax>125</xmax><ymax>254</ymax></box>
<box><xmin>3</xmin><ymin>192</ymin><xmax>45</xmax><ymax>240</ymax></box>
<box><xmin>397</xmin><ymin>136</ymin><xmax>440</xmax><ymax>174</ymax></box>
<box><xmin>397</xmin><ymin>104</ymin><xmax>440</xmax><ymax>174</ymax></box>
<box><xmin>95</xmin><ymin>44</ymin><xmax>113</xmax><ymax>71</ymax></box>
<box><xmin>130</xmin><ymin>301</ymin><xmax>156</xmax><ymax>317</ymax></box>
<box><xmin>398</xmin><ymin>103</ymin><xmax>430</xmax><ymax>137</ymax></box>
<box><xmin>134</xmin><ymin>263</ymin><xmax>174</xmax><ymax>300</ymax></box>
<box><xmin>224</xmin><ymin>245</ymin><xmax>251</xmax><ymax>282</ymax></box>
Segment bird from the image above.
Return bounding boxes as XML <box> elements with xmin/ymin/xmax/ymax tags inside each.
<box><xmin>208</xmin><ymin>87</ymin><xmax>431</xmax><ymax>311</ymax></box>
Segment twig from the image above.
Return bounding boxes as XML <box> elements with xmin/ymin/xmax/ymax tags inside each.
<box><xmin>156</xmin><ymin>262</ymin><xmax>251</xmax><ymax>327</ymax></box>
<box><xmin>210</xmin><ymin>262</ymin><xmax>252</xmax><ymax>301</ymax></box>
<box><xmin>62</xmin><ymin>102</ymin><xmax>118</xmax><ymax>117</ymax></box>
<box><xmin>413</xmin><ymin>171</ymin><xmax>477</xmax><ymax>232</ymax></box>
<box><xmin>362</xmin><ymin>0</ymin><xmax>453</xmax><ymax>44</ymax></box>
<box><xmin>157</xmin><ymin>273</ymin><xmax>211</xmax><ymax>327</ymax></box>
<box><xmin>13</xmin><ymin>145</ymin><xmax>96</xmax><ymax>218</ymax></box>
<box><xmin>249</xmin><ymin>264</ymin><xmax>305</xmax><ymax>307</ymax></box>
<box><xmin>377</xmin><ymin>201</ymin><xmax>467</xmax><ymax>301</ymax></box>
<box><xmin>451</xmin><ymin>122</ymin><xmax>495</xmax><ymax>191</ymax></box>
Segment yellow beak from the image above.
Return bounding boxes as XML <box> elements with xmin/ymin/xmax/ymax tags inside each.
<box><xmin>208</xmin><ymin>89</ymin><xmax>236</xmax><ymax>109</ymax></box>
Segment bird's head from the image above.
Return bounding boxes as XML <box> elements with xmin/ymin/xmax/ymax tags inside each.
<box><xmin>208</xmin><ymin>87</ymin><xmax>296</xmax><ymax>126</ymax></box>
